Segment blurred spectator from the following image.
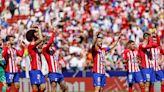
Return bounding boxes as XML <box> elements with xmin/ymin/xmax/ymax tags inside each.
<box><xmin>9</xmin><ymin>0</ymin><xmax>17</xmax><ymax>16</ymax></box>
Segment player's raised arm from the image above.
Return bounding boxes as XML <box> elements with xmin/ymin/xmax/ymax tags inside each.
<box><xmin>43</xmin><ymin>31</ymin><xmax>55</xmax><ymax>51</ymax></box>
<box><xmin>139</xmin><ymin>32</ymin><xmax>158</xmax><ymax>50</ymax></box>
<box><xmin>26</xmin><ymin>27</ymin><xmax>44</xmax><ymax>49</ymax></box>
<box><xmin>108</xmin><ymin>33</ymin><xmax>121</xmax><ymax>50</ymax></box>
<box><xmin>16</xmin><ymin>41</ymin><xmax>25</xmax><ymax>57</ymax></box>
<box><xmin>35</xmin><ymin>26</ymin><xmax>44</xmax><ymax>46</ymax></box>
<box><xmin>92</xmin><ymin>31</ymin><xmax>101</xmax><ymax>46</ymax></box>
<box><xmin>2</xmin><ymin>46</ymin><xmax>8</xmax><ymax>58</ymax></box>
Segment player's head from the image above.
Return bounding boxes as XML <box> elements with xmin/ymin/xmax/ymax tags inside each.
<box><xmin>143</xmin><ymin>32</ymin><xmax>150</xmax><ymax>41</ymax></box>
<box><xmin>6</xmin><ymin>35</ymin><xmax>15</xmax><ymax>46</ymax></box>
<box><xmin>26</xmin><ymin>29</ymin><xmax>38</xmax><ymax>42</ymax></box>
<box><xmin>127</xmin><ymin>40</ymin><xmax>135</xmax><ymax>50</ymax></box>
<box><xmin>96</xmin><ymin>33</ymin><xmax>103</xmax><ymax>47</ymax></box>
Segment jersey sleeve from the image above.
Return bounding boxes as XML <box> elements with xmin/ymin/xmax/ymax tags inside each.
<box><xmin>156</xmin><ymin>35</ymin><xmax>160</xmax><ymax>46</ymax></box>
<box><xmin>2</xmin><ymin>47</ymin><xmax>8</xmax><ymax>57</ymax></box>
<box><xmin>16</xmin><ymin>48</ymin><xmax>25</xmax><ymax>57</ymax></box>
<box><xmin>43</xmin><ymin>32</ymin><xmax>55</xmax><ymax>51</ymax></box>
<box><xmin>28</xmin><ymin>42</ymin><xmax>36</xmax><ymax>50</ymax></box>
<box><xmin>122</xmin><ymin>51</ymin><xmax>128</xmax><ymax>60</ymax></box>
<box><xmin>139</xmin><ymin>43</ymin><xmax>156</xmax><ymax>50</ymax></box>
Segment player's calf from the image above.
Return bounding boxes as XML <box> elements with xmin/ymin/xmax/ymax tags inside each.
<box><xmin>100</xmin><ymin>87</ymin><xmax>103</xmax><ymax>92</ymax></box>
<box><xmin>40</xmin><ymin>84</ymin><xmax>46</xmax><ymax>92</ymax></box>
<box><xmin>150</xmin><ymin>83</ymin><xmax>154</xmax><ymax>92</ymax></box>
<box><xmin>94</xmin><ymin>86</ymin><xmax>101</xmax><ymax>92</ymax></box>
<box><xmin>145</xmin><ymin>82</ymin><xmax>150</xmax><ymax>92</ymax></box>
<box><xmin>161</xmin><ymin>81</ymin><xmax>164</xmax><ymax>92</ymax></box>
<box><xmin>139</xmin><ymin>82</ymin><xmax>145</xmax><ymax>92</ymax></box>
<box><xmin>32</xmin><ymin>84</ymin><xmax>39</xmax><ymax>92</ymax></box>
<box><xmin>6</xmin><ymin>83</ymin><xmax>12</xmax><ymax>92</ymax></box>
<box><xmin>60</xmin><ymin>81</ymin><xmax>68</xmax><ymax>92</ymax></box>
<box><xmin>128</xmin><ymin>83</ymin><xmax>133</xmax><ymax>92</ymax></box>
<box><xmin>14</xmin><ymin>82</ymin><xmax>20</xmax><ymax>92</ymax></box>
<box><xmin>51</xmin><ymin>82</ymin><xmax>57</xmax><ymax>92</ymax></box>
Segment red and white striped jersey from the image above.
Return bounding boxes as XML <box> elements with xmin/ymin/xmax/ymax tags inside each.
<box><xmin>28</xmin><ymin>42</ymin><xmax>42</xmax><ymax>70</ymax></box>
<box><xmin>150</xmin><ymin>46</ymin><xmax>164</xmax><ymax>71</ymax></box>
<box><xmin>92</xmin><ymin>46</ymin><xmax>110</xmax><ymax>74</ymax></box>
<box><xmin>43</xmin><ymin>32</ymin><xmax>60</xmax><ymax>73</ymax></box>
<box><xmin>2</xmin><ymin>47</ymin><xmax>24</xmax><ymax>72</ymax></box>
<box><xmin>139</xmin><ymin>43</ymin><xmax>154</xmax><ymax>68</ymax></box>
<box><xmin>122</xmin><ymin>49</ymin><xmax>140</xmax><ymax>72</ymax></box>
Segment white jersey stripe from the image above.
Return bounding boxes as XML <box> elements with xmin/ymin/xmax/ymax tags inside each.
<box><xmin>12</xmin><ymin>49</ymin><xmax>16</xmax><ymax>72</ymax></box>
<box><xmin>55</xmin><ymin>59</ymin><xmax>58</xmax><ymax>72</ymax></box>
<box><xmin>134</xmin><ymin>51</ymin><xmax>137</xmax><ymax>72</ymax></box>
<box><xmin>97</xmin><ymin>54</ymin><xmax>99</xmax><ymax>73</ymax></box>
<box><xmin>127</xmin><ymin>53</ymin><xmax>131</xmax><ymax>72</ymax></box>
<box><xmin>9</xmin><ymin>58</ymin><xmax>12</xmax><ymax>72</ymax></box>
<box><xmin>151</xmin><ymin>48</ymin><xmax>161</xmax><ymax>71</ymax></box>
<box><xmin>10</xmin><ymin>49</ymin><xmax>15</xmax><ymax>72</ymax></box>
<box><xmin>50</xmin><ymin>56</ymin><xmax>55</xmax><ymax>72</ymax></box>
<box><xmin>127</xmin><ymin>50</ymin><xmax>140</xmax><ymax>72</ymax></box>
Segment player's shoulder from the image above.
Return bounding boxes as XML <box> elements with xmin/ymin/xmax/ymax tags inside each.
<box><xmin>28</xmin><ymin>42</ymin><xmax>35</xmax><ymax>46</ymax></box>
<box><xmin>139</xmin><ymin>43</ymin><xmax>143</xmax><ymax>46</ymax></box>
<box><xmin>134</xmin><ymin>48</ymin><xmax>139</xmax><ymax>51</ymax></box>
<box><xmin>157</xmin><ymin>45</ymin><xmax>162</xmax><ymax>48</ymax></box>
<box><xmin>124</xmin><ymin>49</ymin><xmax>130</xmax><ymax>52</ymax></box>
<box><xmin>3</xmin><ymin>46</ymin><xmax>8</xmax><ymax>48</ymax></box>
<box><xmin>122</xmin><ymin>49</ymin><xmax>130</xmax><ymax>54</ymax></box>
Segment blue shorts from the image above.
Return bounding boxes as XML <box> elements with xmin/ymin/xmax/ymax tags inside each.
<box><xmin>141</xmin><ymin>68</ymin><xmax>155</xmax><ymax>83</ymax></box>
<box><xmin>93</xmin><ymin>73</ymin><xmax>106</xmax><ymax>87</ymax></box>
<box><xmin>29</xmin><ymin>70</ymin><xmax>46</xmax><ymax>85</ymax></box>
<box><xmin>127</xmin><ymin>71</ymin><xmax>143</xmax><ymax>84</ymax></box>
<box><xmin>48</xmin><ymin>72</ymin><xmax>64</xmax><ymax>83</ymax></box>
<box><xmin>153</xmin><ymin>70</ymin><xmax>164</xmax><ymax>81</ymax></box>
<box><xmin>5</xmin><ymin>72</ymin><xmax>20</xmax><ymax>84</ymax></box>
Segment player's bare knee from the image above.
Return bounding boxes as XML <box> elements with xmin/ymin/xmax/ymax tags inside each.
<box><xmin>100</xmin><ymin>88</ymin><xmax>103</xmax><ymax>92</ymax></box>
<box><xmin>139</xmin><ymin>82</ymin><xmax>144</xmax><ymax>87</ymax></box>
<box><xmin>40</xmin><ymin>84</ymin><xmax>46</xmax><ymax>90</ymax></box>
<box><xmin>15</xmin><ymin>83</ymin><xmax>20</xmax><ymax>89</ymax></box>
<box><xmin>94</xmin><ymin>87</ymin><xmax>100</xmax><ymax>92</ymax></box>
<box><xmin>51</xmin><ymin>82</ymin><xmax>57</xmax><ymax>88</ymax></box>
<box><xmin>60</xmin><ymin>83</ymin><xmax>68</xmax><ymax>91</ymax></box>
<box><xmin>32</xmin><ymin>85</ymin><xmax>38</xmax><ymax>90</ymax></box>
<box><xmin>145</xmin><ymin>82</ymin><xmax>150</xmax><ymax>86</ymax></box>
<box><xmin>161</xmin><ymin>81</ymin><xmax>164</xmax><ymax>85</ymax></box>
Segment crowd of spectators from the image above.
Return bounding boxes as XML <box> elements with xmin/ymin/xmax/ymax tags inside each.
<box><xmin>0</xmin><ymin>0</ymin><xmax>164</xmax><ymax>73</ymax></box>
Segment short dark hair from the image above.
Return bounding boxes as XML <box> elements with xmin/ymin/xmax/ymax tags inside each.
<box><xmin>127</xmin><ymin>40</ymin><xmax>134</xmax><ymax>45</ymax></box>
<box><xmin>143</xmin><ymin>32</ymin><xmax>150</xmax><ymax>39</ymax></box>
<box><xmin>26</xmin><ymin>29</ymin><xmax>37</xmax><ymax>42</ymax></box>
<box><xmin>6</xmin><ymin>35</ymin><xmax>15</xmax><ymax>41</ymax></box>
